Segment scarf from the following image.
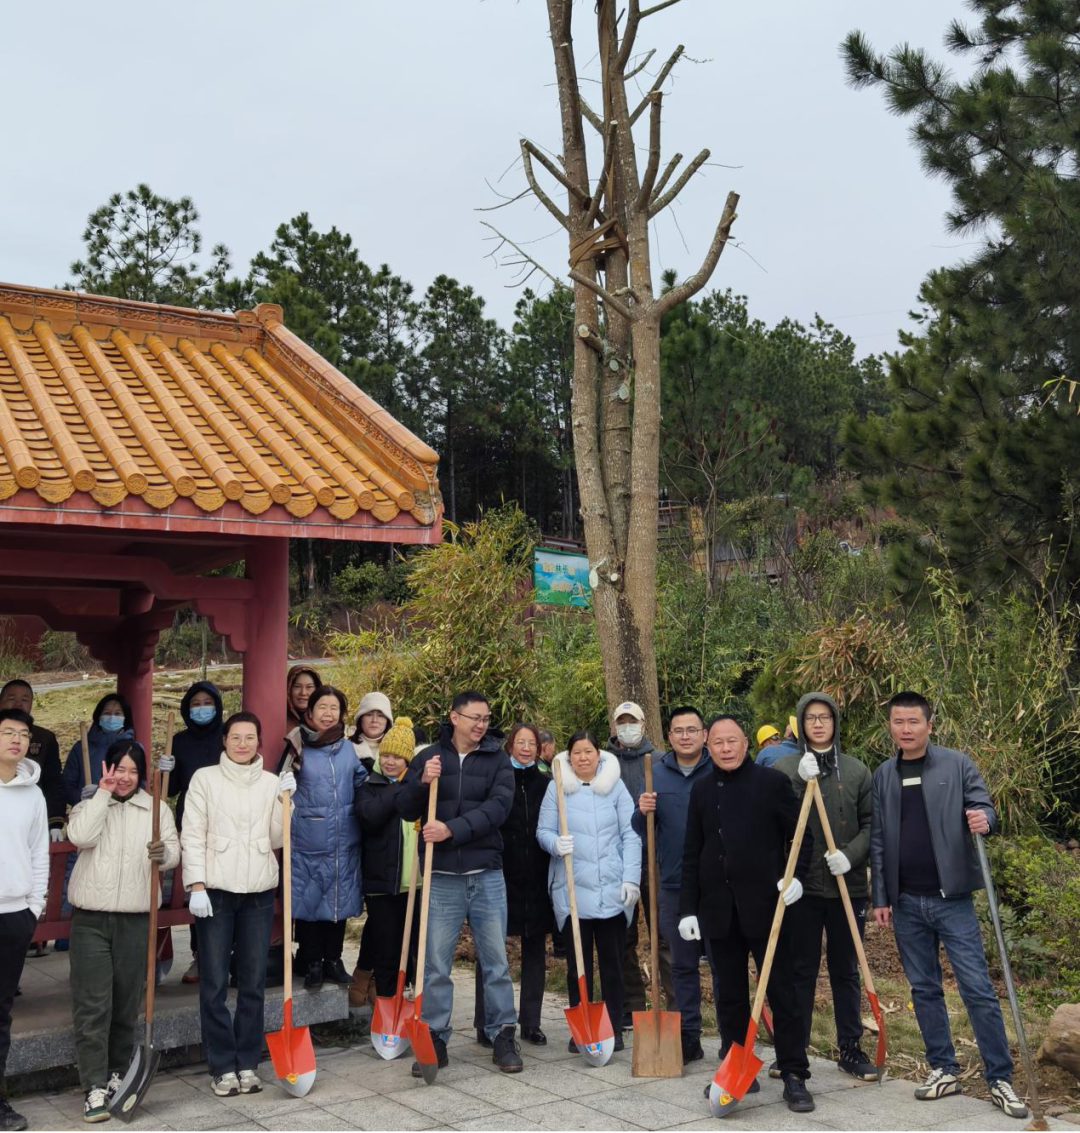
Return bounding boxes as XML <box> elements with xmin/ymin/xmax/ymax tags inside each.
<box><xmin>301</xmin><ymin>722</ymin><xmax>346</xmax><ymax>748</ymax></box>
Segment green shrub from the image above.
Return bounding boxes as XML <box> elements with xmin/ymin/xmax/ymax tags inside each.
<box><xmin>37</xmin><ymin>630</ymin><xmax>92</xmax><ymax>672</ymax></box>
<box><xmin>534</xmin><ymin>612</ymin><xmax>607</xmax><ymax>745</ymax></box>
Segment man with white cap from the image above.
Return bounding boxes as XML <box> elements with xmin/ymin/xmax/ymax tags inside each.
<box><xmin>604</xmin><ymin>701</ymin><xmax>673</xmax><ymax>1026</ymax></box>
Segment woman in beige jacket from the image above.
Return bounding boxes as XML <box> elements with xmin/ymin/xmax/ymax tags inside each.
<box><xmin>181</xmin><ymin>712</ymin><xmax>292</xmax><ymax>1100</ymax></box>
<box><xmin>67</xmin><ymin>739</ymin><xmax>179</xmax><ymax>1123</ymax></box>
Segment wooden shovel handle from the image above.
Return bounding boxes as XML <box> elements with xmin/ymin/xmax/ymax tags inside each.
<box><xmin>413</xmin><ymin>777</ymin><xmax>439</xmax><ymax>1000</ymax></box>
<box><xmin>748</xmin><ymin>776</ymin><xmax>816</xmax><ymax>1027</ymax></box>
<box><xmin>280</xmin><ymin>753</ymin><xmax>295</xmax><ymax>992</ymax></box>
<box><xmin>80</xmin><ymin>722</ymin><xmax>91</xmax><ymax>788</ymax></box>
<box><xmin>553</xmin><ymin>760</ymin><xmax>587</xmax><ymax>983</ymax></box>
<box><xmin>398</xmin><ymin>832</ymin><xmax>420</xmax><ymax>974</ymax></box>
<box><xmin>143</xmin><ymin>712</ymin><xmax>175</xmax><ymax>1029</ymax></box>
<box><xmin>644</xmin><ymin>753</ymin><xmax>661</xmax><ymax>1019</ymax></box>
<box><xmin>159</xmin><ymin>710</ymin><xmax>175</xmax><ymax>803</ymax></box>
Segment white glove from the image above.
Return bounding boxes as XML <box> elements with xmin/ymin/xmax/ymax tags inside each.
<box><xmin>555</xmin><ymin>834</ymin><xmax>574</xmax><ymax>857</ymax></box>
<box><xmin>81</xmin><ymin>784</ymin><xmax>98</xmax><ymax>801</ymax></box>
<box><xmin>189</xmin><ymin>890</ymin><xmax>213</xmax><ymax>918</ymax></box>
<box><xmin>824</xmin><ymin>849</ymin><xmax>851</xmax><ymax>876</ymax></box>
<box><xmin>678</xmin><ymin>916</ymin><xmax>701</xmax><ymax>941</ymax></box>
<box><xmin>620</xmin><ymin>882</ymin><xmax>640</xmax><ymax>907</ymax></box>
<box><xmin>50</xmin><ymin>828</ymin><xmax>63</xmax><ymax>843</ymax></box>
<box><xmin>157</xmin><ymin>754</ymin><xmax>175</xmax><ymax>773</ymax></box>
<box><xmin>278</xmin><ymin>771</ymin><xmax>297</xmax><ymax>796</ymax></box>
<box><xmin>778</xmin><ymin>877</ymin><xmax>803</xmax><ymax>906</ymax></box>
<box><xmin>797</xmin><ymin>753</ymin><xmax>820</xmax><ymax>782</ymax></box>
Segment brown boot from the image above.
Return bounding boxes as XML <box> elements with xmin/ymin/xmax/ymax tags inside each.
<box><xmin>348</xmin><ymin>967</ymin><xmax>375</xmax><ymax>1008</ymax></box>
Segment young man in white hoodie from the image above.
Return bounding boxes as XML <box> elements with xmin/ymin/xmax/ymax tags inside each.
<box><xmin>0</xmin><ymin>707</ymin><xmax>49</xmax><ymax>1132</ymax></box>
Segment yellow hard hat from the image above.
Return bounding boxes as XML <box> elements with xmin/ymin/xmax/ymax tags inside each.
<box><xmin>789</xmin><ymin>714</ymin><xmax>799</xmax><ymax>739</ymax></box>
<box><xmin>756</xmin><ymin>724</ymin><xmax>780</xmax><ymax>746</ymax></box>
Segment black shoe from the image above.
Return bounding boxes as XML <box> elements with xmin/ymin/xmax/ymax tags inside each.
<box><xmin>568</xmin><ymin>1037</ymin><xmax>578</xmax><ymax>1053</ymax></box>
<box><xmin>411</xmin><ymin>1036</ymin><xmax>448</xmax><ymax>1077</ymax></box>
<box><xmin>304</xmin><ymin>961</ymin><xmax>324</xmax><ymax>990</ymax></box>
<box><xmin>782</xmin><ymin>1073</ymin><xmax>815</xmax><ymax>1113</ymax></box>
<box><xmin>613</xmin><ymin>1031</ymin><xmax>625</xmax><ymax>1053</ymax></box>
<box><xmin>26</xmin><ymin>943</ymin><xmax>44</xmax><ymax>958</ymax></box>
<box><xmin>681</xmin><ymin>1033</ymin><xmax>704</xmax><ymax>1063</ymax></box>
<box><xmin>476</xmin><ymin>1028</ymin><xmax>493</xmax><ymax>1048</ymax></box>
<box><xmin>838</xmin><ymin>1043</ymin><xmax>878</xmax><ymax>1082</ymax></box>
<box><xmin>768</xmin><ymin>1059</ymin><xmax>782</xmax><ymax>1079</ymax></box>
<box><xmin>493</xmin><ymin>1026</ymin><xmax>523</xmax><ymax>1072</ymax></box>
<box><xmin>0</xmin><ymin>1099</ymin><xmax>28</xmax><ymax>1132</ymax></box>
<box><xmin>705</xmin><ymin>1078</ymin><xmax>758</xmax><ymax>1097</ymax></box>
<box><xmin>521</xmin><ymin>1026</ymin><xmax>547</xmax><ymax>1046</ymax></box>
<box><xmin>621</xmin><ymin>1012</ymin><xmax>634</xmax><ymax>1031</ymax></box>
<box><xmin>322</xmin><ymin>959</ymin><xmax>351</xmax><ymax>986</ymax></box>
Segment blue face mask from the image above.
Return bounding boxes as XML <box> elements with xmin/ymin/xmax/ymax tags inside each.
<box><xmin>510</xmin><ymin>756</ymin><xmax>535</xmax><ymax>770</ymax></box>
<box><xmin>99</xmin><ymin>714</ymin><xmax>125</xmax><ymax>733</ymax></box>
<box><xmin>189</xmin><ymin>705</ymin><xmax>217</xmax><ymax>725</ymax></box>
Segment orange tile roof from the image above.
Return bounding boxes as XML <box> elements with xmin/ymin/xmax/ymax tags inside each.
<box><xmin>0</xmin><ymin>283</ymin><xmax>440</xmax><ymax>531</ymax></box>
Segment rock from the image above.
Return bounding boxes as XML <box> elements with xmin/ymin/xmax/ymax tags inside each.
<box><xmin>1039</xmin><ymin>1003</ymin><xmax>1080</xmax><ymax>1078</ymax></box>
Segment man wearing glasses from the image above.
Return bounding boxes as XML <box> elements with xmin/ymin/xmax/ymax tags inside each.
<box><xmin>0</xmin><ymin>707</ymin><xmax>49</xmax><ymax>1132</ymax></box>
<box><xmin>633</xmin><ymin>706</ymin><xmax>714</xmax><ymax>1064</ymax></box>
<box><xmin>398</xmin><ymin>690</ymin><xmax>522</xmax><ymax>1075</ymax></box>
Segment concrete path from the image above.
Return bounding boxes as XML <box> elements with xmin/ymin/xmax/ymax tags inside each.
<box><xmin>14</xmin><ymin>974</ymin><xmax>1072</xmax><ymax>1132</ymax></box>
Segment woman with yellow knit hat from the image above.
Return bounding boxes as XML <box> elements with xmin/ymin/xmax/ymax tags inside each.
<box><xmin>353</xmin><ymin>717</ymin><xmax>421</xmax><ymax>1001</ymax></box>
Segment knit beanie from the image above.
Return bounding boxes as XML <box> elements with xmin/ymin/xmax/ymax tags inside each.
<box><xmin>380</xmin><ymin>716</ymin><xmax>417</xmax><ymax>763</ymax></box>
<box><xmin>356</xmin><ymin>691</ymin><xmax>392</xmax><ymax>724</ymax></box>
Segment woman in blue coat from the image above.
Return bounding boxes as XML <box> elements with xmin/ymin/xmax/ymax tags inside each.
<box><xmin>537</xmin><ymin>731</ymin><xmax>641</xmax><ymax>1052</ymax></box>
<box><xmin>61</xmin><ymin>694</ymin><xmax>135</xmax><ymax>806</ymax></box>
<box><xmin>284</xmin><ymin>685</ymin><xmax>367</xmax><ymax>989</ymax></box>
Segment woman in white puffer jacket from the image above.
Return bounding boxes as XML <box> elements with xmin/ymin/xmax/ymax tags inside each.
<box><xmin>67</xmin><ymin>739</ymin><xmax>178</xmax><ymax>1122</ymax></box>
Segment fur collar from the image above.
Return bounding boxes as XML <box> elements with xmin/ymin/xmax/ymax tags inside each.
<box><xmin>555</xmin><ymin>749</ymin><xmax>621</xmax><ymax>796</ymax></box>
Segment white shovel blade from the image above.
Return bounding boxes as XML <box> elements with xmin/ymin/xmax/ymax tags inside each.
<box><xmin>371</xmin><ymin>1030</ymin><xmax>411</xmax><ymax>1060</ymax></box>
<box><xmin>708</xmin><ymin>1081</ymin><xmax>742</xmax><ymax>1118</ymax></box>
<box><xmin>277</xmin><ymin>1068</ymin><xmax>316</xmax><ymax>1098</ymax></box>
<box><xmin>573</xmin><ymin>1035</ymin><xmax>615</xmax><ymax>1068</ymax></box>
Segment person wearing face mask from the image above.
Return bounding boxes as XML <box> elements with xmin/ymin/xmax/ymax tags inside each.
<box><xmin>283</xmin><ymin>686</ymin><xmax>367</xmax><ymax>991</ymax></box>
<box><xmin>61</xmin><ymin>695</ymin><xmax>135</xmax><ymax>806</ymax></box>
<box><xmin>603</xmin><ymin>701</ymin><xmax>663</xmax><ymax>1029</ymax></box>
<box><xmin>352</xmin><ymin>717</ymin><xmax>420</xmax><ymax>1007</ymax></box>
<box><xmin>473</xmin><ymin>724</ymin><xmax>554</xmax><ymax>1047</ymax></box>
<box><xmin>182</xmin><ymin>712</ymin><xmax>291</xmax><ymax>1099</ymax></box>
<box><xmin>538</xmin><ymin>732</ymin><xmax>641</xmax><ymax>1055</ymax></box>
<box><xmin>775</xmin><ymin>692</ymin><xmax>876</xmax><ymax>1083</ymax></box>
<box><xmin>285</xmin><ymin>665</ymin><xmax>322</xmax><ymax>733</ymax></box>
<box><xmin>67</xmin><ymin>739</ymin><xmax>179</xmax><ymax>1123</ymax></box>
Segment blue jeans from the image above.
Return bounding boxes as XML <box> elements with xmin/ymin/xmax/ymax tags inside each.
<box><xmin>195</xmin><ymin>889</ymin><xmax>275</xmax><ymax>1076</ymax></box>
<box><xmin>424</xmin><ymin>871</ymin><xmax>516</xmax><ymax>1043</ymax></box>
<box><xmin>893</xmin><ymin>892</ymin><xmax>1012</xmax><ymax>1084</ymax></box>
<box><xmin>657</xmin><ymin>887</ymin><xmax>715</xmax><ymax>1035</ymax></box>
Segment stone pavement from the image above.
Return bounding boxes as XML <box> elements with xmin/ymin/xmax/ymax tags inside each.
<box><xmin>14</xmin><ymin>974</ymin><xmax>1073</xmax><ymax>1132</ymax></box>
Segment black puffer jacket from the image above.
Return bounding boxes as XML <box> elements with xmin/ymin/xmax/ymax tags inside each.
<box><xmin>397</xmin><ymin>723</ymin><xmax>512</xmax><ymax>874</ymax></box>
<box><xmin>502</xmin><ymin>761</ymin><xmax>554</xmax><ymax>938</ymax></box>
<box><xmin>355</xmin><ymin>770</ymin><xmax>408</xmax><ymax>896</ymax></box>
<box><xmin>169</xmin><ymin>681</ymin><xmax>224</xmax><ymax>831</ymax></box>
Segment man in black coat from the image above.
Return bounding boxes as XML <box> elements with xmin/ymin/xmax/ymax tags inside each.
<box><xmin>678</xmin><ymin>715</ymin><xmax>815</xmax><ymax>1114</ymax></box>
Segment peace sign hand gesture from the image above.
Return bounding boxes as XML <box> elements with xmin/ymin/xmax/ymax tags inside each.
<box><xmin>98</xmin><ymin>763</ymin><xmax>120</xmax><ymax>795</ymax></box>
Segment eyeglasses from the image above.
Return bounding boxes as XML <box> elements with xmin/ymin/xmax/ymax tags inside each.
<box><xmin>0</xmin><ymin>728</ymin><xmax>30</xmax><ymax>741</ymax></box>
<box><xmin>455</xmin><ymin>711</ymin><xmax>492</xmax><ymax>725</ymax></box>
<box><xmin>804</xmin><ymin>713</ymin><xmax>833</xmax><ymax>724</ymax></box>
<box><xmin>671</xmin><ymin>727</ymin><xmax>702</xmax><ymax>737</ymax></box>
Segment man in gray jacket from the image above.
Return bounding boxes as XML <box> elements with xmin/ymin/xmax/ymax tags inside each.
<box><xmin>871</xmin><ymin>691</ymin><xmax>1027</xmax><ymax>1120</ymax></box>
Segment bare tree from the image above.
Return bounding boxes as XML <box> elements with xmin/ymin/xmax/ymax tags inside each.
<box><xmin>496</xmin><ymin>0</ymin><xmax>739</xmax><ymax>740</ymax></box>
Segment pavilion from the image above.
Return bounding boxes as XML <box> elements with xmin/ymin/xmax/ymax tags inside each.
<box><xmin>0</xmin><ymin>281</ymin><xmax>441</xmax><ymax>744</ymax></box>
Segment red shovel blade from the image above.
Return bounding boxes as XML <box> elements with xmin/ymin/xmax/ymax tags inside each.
<box><xmin>371</xmin><ymin>972</ymin><xmax>412</xmax><ymax>1060</ymax></box>
<box><xmin>867</xmin><ymin>989</ymin><xmax>886</xmax><ymax>1077</ymax></box>
<box><xmin>708</xmin><ymin>1021</ymin><xmax>763</xmax><ymax>1117</ymax></box>
<box><xmin>406</xmin><ymin>993</ymin><xmax>439</xmax><ymax>1084</ymax></box>
<box><xmin>266</xmin><ymin>997</ymin><xmax>316</xmax><ymax>1097</ymax></box>
<box><xmin>565</xmin><ymin>976</ymin><xmax>615</xmax><ymax>1067</ymax></box>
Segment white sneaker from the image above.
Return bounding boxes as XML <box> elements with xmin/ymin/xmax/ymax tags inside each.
<box><xmin>83</xmin><ymin>1085</ymin><xmax>110</xmax><ymax>1123</ymax></box>
<box><xmin>237</xmin><ymin>1069</ymin><xmax>262</xmax><ymax>1095</ymax></box>
<box><xmin>211</xmin><ymin>1072</ymin><xmax>240</xmax><ymax>1097</ymax></box>
<box><xmin>914</xmin><ymin>1067</ymin><xmax>961</xmax><ymax>1100</ymax></box>
<box><xmin>990</xmin><ymin>1080</ymin><xmax>1029</xmax><ymax>1119</ymax></box>
<box><xmin>105</xmin><ymin>1073</ymin><xmax>122</xmax><ymax>1102</ymax></box>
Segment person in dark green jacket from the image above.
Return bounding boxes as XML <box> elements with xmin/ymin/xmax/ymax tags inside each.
<box><xmin>776</xmin><ymin>691</ymin><xmax>876</xmax><ymax>1082</ymax></box>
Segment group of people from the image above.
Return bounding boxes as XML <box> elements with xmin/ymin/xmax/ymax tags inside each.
<box><xmin>0</xmin><ymin>669</ymin><xmax>1032</xmax><ymax>1129</ymax></box>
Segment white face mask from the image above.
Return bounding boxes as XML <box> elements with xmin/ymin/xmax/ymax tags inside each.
<box><xmin>616</xmin><ymin>723</ymin><xmax>644</xmax><ymax>748</ymax></box>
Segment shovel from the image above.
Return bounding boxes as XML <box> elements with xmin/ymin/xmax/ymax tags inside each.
<box><xmin>809</xmin><ymin>776</ymin><xmax>886</xmax><ymax>1079</ymax></box>
<box><xmin>406</xmin><ymin>778</ymin><xmax>440</xmax><ymax>1084</ymax></box>
<box><xmin>111</xmin><ymin>713</ymin><xmax>175</xmax><ymax>1120</ymax></box>
<box><xmin>371</xmin><ymin>836</ymin><xmax>420</xmax><ymax>1059</ymax></box>
<box><xmin>975</xmin><ymin>833</ymin><xmax>1048</xmax><ymax>1132</ymax></box>
<box><xmin>632</xmin><ymin>753</ymin><xmax>682</xmax><ymax>1077</ymax></box>
<box><xmin>80</xmin><ymin>721</ymin><xmax>92</xmax><ymax>791</ymax></box>
<box><xmin>266</xmin><ymin>754</ymin><xmax>316</xmax><ymax>1096</ymax></box>
<box><xmin>708</xmin><ymin>778</ymin><xmax>815</xmax><ymax>1117</ymax></box>
<box><xmin>554</xmin><ymin>759</ymin><xmax>615</xmax><ymax>1067</ymax></box>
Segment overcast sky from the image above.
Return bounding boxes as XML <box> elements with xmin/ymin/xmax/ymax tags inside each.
<box><xmin>1</xmin><ymin>1</ymin><xmax>975</xmax><ymax>358</ymax></box>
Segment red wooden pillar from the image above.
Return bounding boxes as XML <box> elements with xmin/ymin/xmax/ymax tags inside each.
<box><xmin>243</xmin><ymin>537</ymin><xmax>289</xmax><ymax>758</ymax></box>
<box><xmin>118</xmin><ymin>660</ymin><xmax>154</xmax><ymax>749</ymax></box>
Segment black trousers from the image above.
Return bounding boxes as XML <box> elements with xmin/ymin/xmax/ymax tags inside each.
<box><xmin>622</xmin><ymin>871</ymin><xmax>673</xmax><ymax>1013</ymax></box>
<box><xmin>365</xmin><ymin>893</ymin><xmax>419</xmax><ymax>998</ymax></box>
<box><xmin>474</xmin><ymin>931</ymin><xmax>547</xmax><ymax>1031</ymax></box>
<box><xmin>566</xmin><ymin>914</ymin><xmax>628</xmax><ymax>1035</ymax></box>
<box><xmin>709</xmin><ymin>904</ymin><xmax>810</xmax><ymax>1078</ymax></box>
<box><xmin>788</xmin><ymin>893</ymin><xmax>865</xmax><ymax>1049</ymax></box>
<box><xmin>294</xmin><ymin>918</ymin><xmax>348</xmax><ymax>966</ymax></box>
<box><xmin>0</xmin><ymin>908</ymin><xmax>35</xmax><ymax>1085</ymax></box>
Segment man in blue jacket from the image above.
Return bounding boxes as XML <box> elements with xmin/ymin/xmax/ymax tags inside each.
<box><xmin>633</xmin><ymin>706</ymin><xmax>715</xmax><ymax>1064</ymax></box>
<box><xmin>871</xmin><ymin>691</ymin><xmax>1027</xmax><ymax>1120</ymax></box>
<box><xmin>397</xmin><ymin>690</ymin><xmax>521</xmax><ymax>1075</ymax></box>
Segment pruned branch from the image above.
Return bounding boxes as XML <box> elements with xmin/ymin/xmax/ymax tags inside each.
<box><xmin>635</xmin><ymin>92</ymin><xmax>663</xmax><ymax>212</ymax></box>
<box><xmin>630</xmin><ymin>44</ymin><xmax>684</xmax><ymax>124</ymax></box>
<box><xmin>480</xmin><ymin>221</ymin><xmax>561</xmax><ymax>288</ymax></box>
<box><xmin>615</xmin><ymin>0</ymin><xmax>642</xmax><ymax>72</ymax></box>
<box><xmin>641</xmin><ymin>0</ymin><xmax>684</xmax><ymax>18</ymax></box>
<box><xmin>520</xmin><ymin>141</ymin><xmax>570</xmax><ymax>228</ymax></box>
<box><xmin>624</xmin><ymin>47</ymin><xmax>656</xmax><ymax>82</ymax></box>
<box><xmin>649</xmin><ymin>147</ymin><xmax>709</xmax><ymax>217</ymax></box>
<box><xmin>523</xmin><ymin>139</ymin><xmax>589</xmax><ymax>203</ymax></box>
<box><xmin>585</xmin><ymin>122</ymin><xmax>618</xmax><ymax>228</ymax></box>
<box><xmin>649</xmin><ymin>152</ymin><xmax>682</xmax><ymax>206</ymax></box>
<box><xmin>654</xmin><ymin>191</ymin><xmax>740</xmax><ymax>317</ymax></box>
<box><xmin>568</xmin><ymin>268</ymin><xmax>636</xmax><ymax>323</ymax></box>
<box><xmin>580</xmin><ymin>96</ymin><xmax>605</xmax><ymax>134</ymax></box>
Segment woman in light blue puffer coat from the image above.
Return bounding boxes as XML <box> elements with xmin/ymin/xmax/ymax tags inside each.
<box><xmin>537</xmin><ymin>732</ymin><xmax>641</xmax><ymax>1052</ymax></box>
